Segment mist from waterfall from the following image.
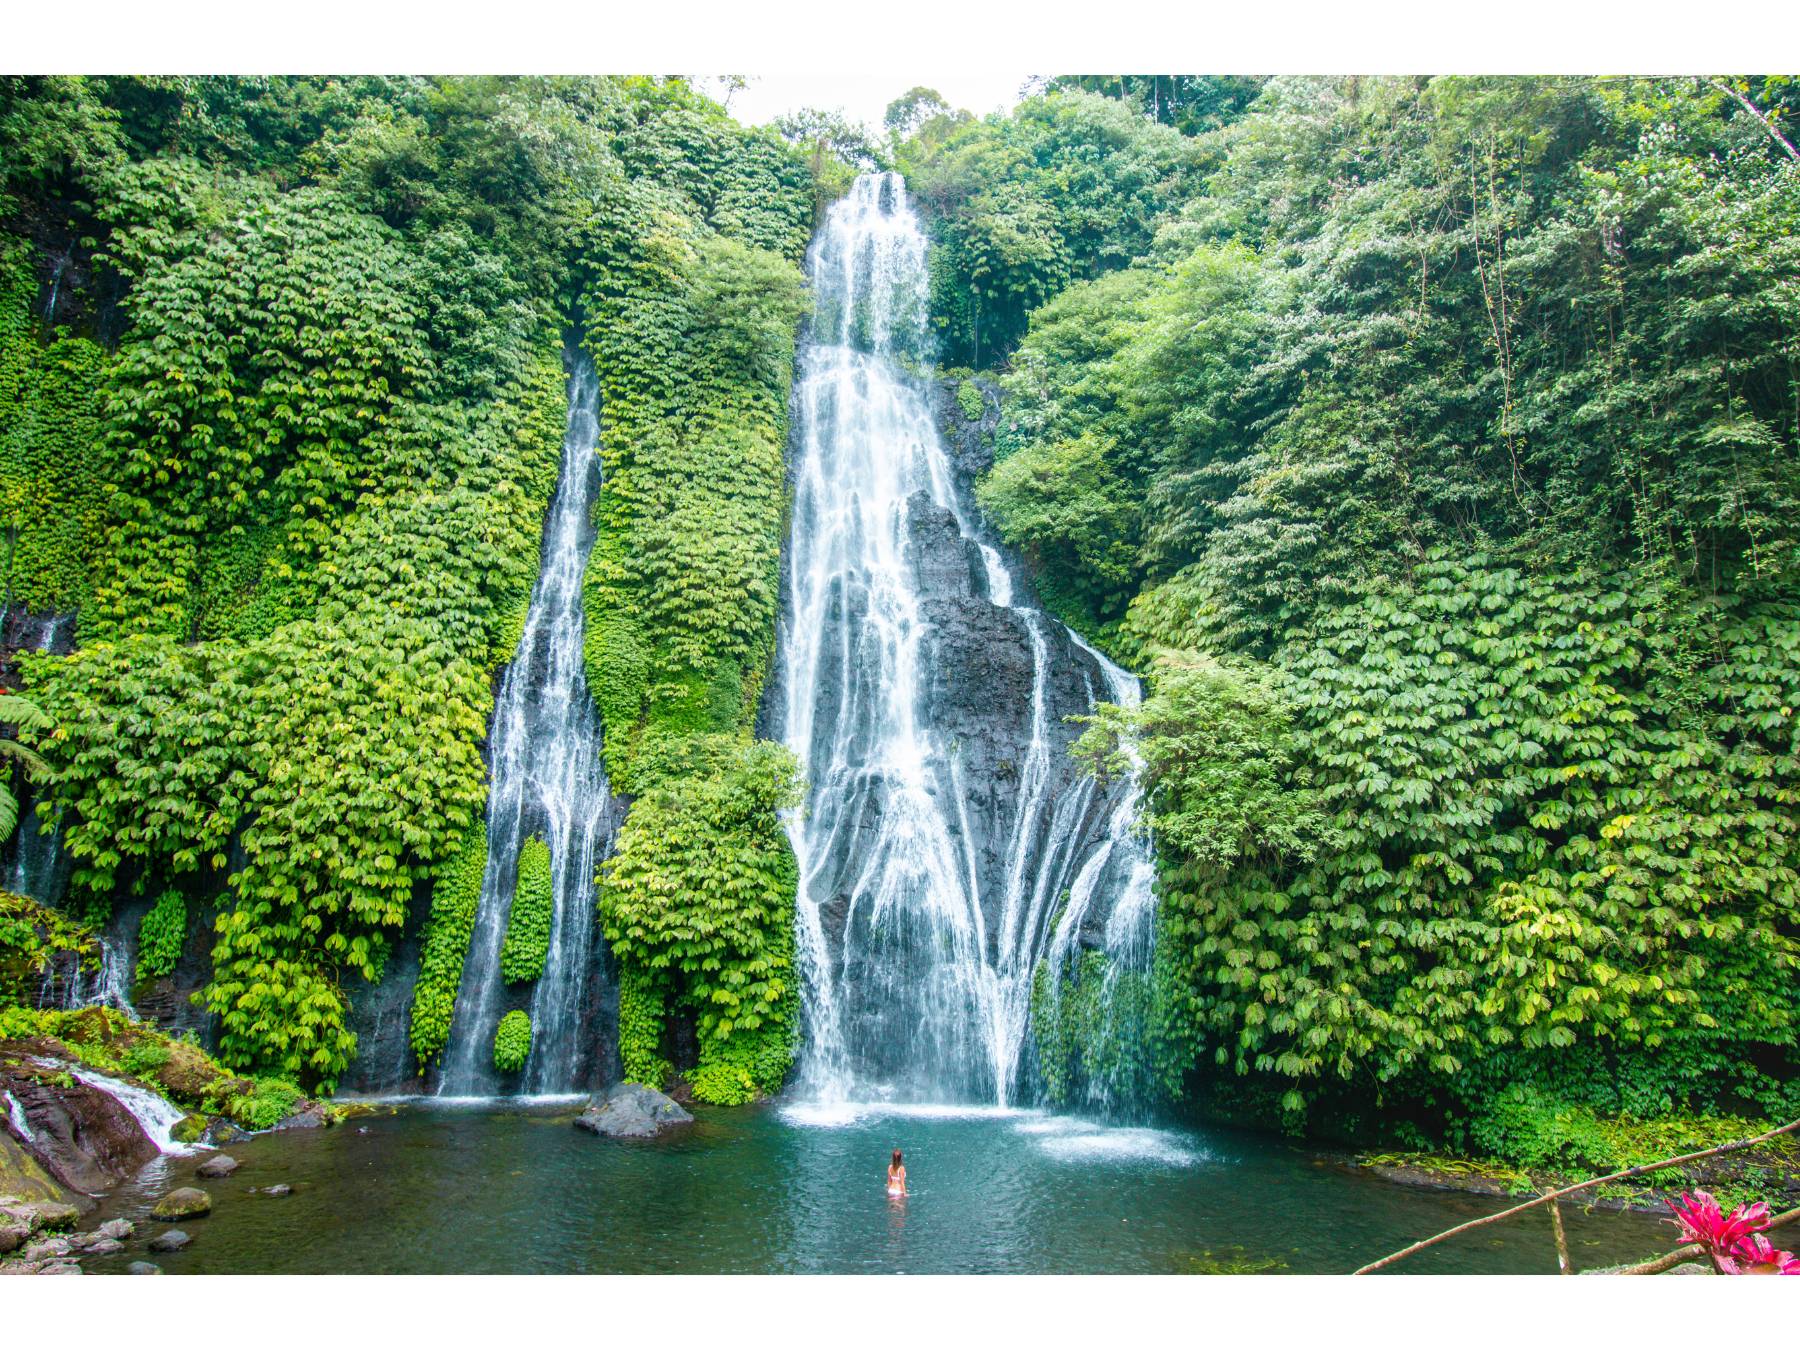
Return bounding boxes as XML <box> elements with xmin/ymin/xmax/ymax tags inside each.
<box><xmin>776</xmin><ymin>173</ymin><xmax>1156</xmax><ymax>1109</ymax></box>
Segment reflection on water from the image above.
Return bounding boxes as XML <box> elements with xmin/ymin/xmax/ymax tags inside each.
<box><xmin>76</xmin><ymin>1101</ymin><xmax>1672</xmax><ymax>1275</ymax></box>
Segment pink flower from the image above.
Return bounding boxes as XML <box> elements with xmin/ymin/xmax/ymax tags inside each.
<box><xmin>1728</xmin><ymin>1233</ymin><xmax>1800</xmax><ymax>1276</ymax></box>
<box><xmin>1665</xmin><ymin>1191</ymin><xmax>1795</xmax><ymax>1275</ymax></box>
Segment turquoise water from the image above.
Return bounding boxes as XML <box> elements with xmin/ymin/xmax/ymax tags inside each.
<box><xmin>79</xmin><ymin>1100</ymin><xmax>1671</xmax><ymax>1274</ymax></box>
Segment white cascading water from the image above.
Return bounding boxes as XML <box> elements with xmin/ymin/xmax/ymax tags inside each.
<box><xmin>5</xmin><ymin>610</ymin><xmax>138</xmax><ymax>1014</ymax></box>
<box><xmin>778</xmin><ymin>173</ymin><xmax>1156</xmax><ymax>1109</ymax></box>
<box><xmin>27</xmin><ymin>1057</ymin><xmax>200</xmax><ymax>1155</ymax></box>
<box><xmin>438</xmin><ymin>347</ymin><xmax>618</xmax><ymax>1097</ymax></box>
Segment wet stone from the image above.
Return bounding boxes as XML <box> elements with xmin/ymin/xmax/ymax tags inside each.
<box><xmin>151</xmin><ymin>1186</ymin><xmax>211</xmax><ymax>1220</ymax></box>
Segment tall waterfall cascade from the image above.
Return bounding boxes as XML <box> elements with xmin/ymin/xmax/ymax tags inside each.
<box><xmin>438</xmin><ymin>346</ymin><xmax>619</xmax><ymax>1097</ymax></box>
<box><xmin>774</xmin><ymin>173</ymin><xmax>1157</xmax><ymax>1109</ymax></box>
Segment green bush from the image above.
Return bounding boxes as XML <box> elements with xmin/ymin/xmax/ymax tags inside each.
<box><xmin>223</xmin><ymin>1077</ymin><xmax>304</xmax><ymax>1131</ymax></box>
<box><xmin>499</xmin><ymin>836</ymin><xmax>552</xmax><ymax>984</ymax></box>
<box><xmin>955</xmin><ymin>379</ymin><xmax>984</xmax><ymax>421</ymax></box>
<box><xmin>617</xmin><ymin>965</ymin><xmax>672</xmax><ymax>1090</ymax></box>
<box><xmin>409</xmin><ymin>820</ymin><xmax>488</xmax><ymax>1070</ymax></box>
<box><xmin>599</xmin><ymin>737</ymin><xmax>802</xmax><ymax>1100</ymax></box>
<box><xmin>135</xmin><ymin>889</ymin><xmax>186</xmax><ymax>979</ymax></box>
<box><xmin>493</xmin><ymin>1009</ymin><xmax>532</xmax><ymax>1073</ymax></box>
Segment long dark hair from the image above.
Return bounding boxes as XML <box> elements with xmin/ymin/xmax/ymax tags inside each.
<box><xmin>890</xmin><ymin>1148</ymin><xmax>903</xmax><ymax>1171</ymax></box>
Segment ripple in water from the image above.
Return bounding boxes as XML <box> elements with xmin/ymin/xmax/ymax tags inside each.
<box><xmin>1018</xmin><ymin>1117</ymin><xmax>1207</xmax><ymax>1167</ymax></box>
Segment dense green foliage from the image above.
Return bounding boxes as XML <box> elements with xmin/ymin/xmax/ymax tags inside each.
<box><xmin>616</xmin><ymin>964</ymin><xmax>672</xmax><ymax>1090</ymax></box>
<box><xmin>1030</xmin><ymin>949</ymin><xmax>1157</xmax><ymax>1109</ymax></box>
<box><xmin>957</xmin><ymin>75</ymin><xmax>1800</xmax><ymax>1142</ymax></box>
<box><xmin>1040</xmin><ymin>77</ymin><xmax>1268</xmax><ymax>137</ymax></box>
<box><xmin>408</xmin><ymin>820</ymin><xmax>486</xmax><ymax>1069</ymax></box>
<box><xmin>0</xmin><ymin>889</ymin><xmax>94</xmax><ymax>1002</ymax></box>
<box><xmin>0</xmin><ymin>693</ymin><xmax>50</xmax><ymax>842</ymax></box>
<box><xmin>492</xmin><ymin>1008</ymin><xmax>531</xmax><ymax>1073</ymax></box>
<box><xmin>0</xmin><ymin>75</ymin><xmax>816</xmax><ymax>1092</ymax></box>
<box><xmin>897</xmin><ymin>89</ymin><xmax>1208</xmax><ymax>366</ymax></box>
<box><xmin>135</xmin><ymin>887</ymin><xmax>186</xmax><ymax>979</ymax></box>
<box><xmin>569</xmin><ymin>106</ymin><xmax>814</xmax><ymax>1100</ymax></box>
<box><xmin>499</xmin><ymin>837</ymin><xmax>552</xmax><ymax>985</ymax></box>
<box><xmin>0</xmin><ymin>1002</ymin><xmax>317</xmax><ymax>1132</ymax></box>
<box><xmin>598</xmin><ymin>736</ymin><xmax>802</xmax><ymax>1104</ymax></box>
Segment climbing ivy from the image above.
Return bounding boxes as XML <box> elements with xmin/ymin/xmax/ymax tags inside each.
<box><xmin>135</xmin><ymin>888</ymin><xmax>186</xmax><ymax>979</ymax></box>
<box><xmin>598</xmin><ymin>737</ymin><xmax>802</xmax><ymax>1104</ymax></box>
<box><xmin>1030</xmin><ymin>951</ymin><xmax>1157</xmax><ymax>1109</ymax></box>
<box><xmin>492</xmin><ymin>1008</ymin><xmax>531</xmax><ymax>1073</ymax></box>
<box><xmin>569</xmin><ymin>106</ymin><xmax>814</xmax><ymax>1101</ymax></box>
<box><xmin>0</xmin><ymin>242</ymin><xmax>110</xmax><ymax>615</ymax></box>
<box><xmin>500</xmin><ymin>837</ymin><xmax>553</xmax><ymax>985</ymax></box>
<box><xmin>409</xmin><ymin>819</ymin><xmax>487</xmax><ymax>1070</ymax></box>
<box><xmin>1081</xmin><ymin>558</ymin><xmax>1800</xmax><ymax>1125</ymax></box>
<box><xmin>0</xmin><ymin>890</ymin><xmax>96</xmax><ymax>1003</ymax></box>
<box><xmin>617</xmin><ymin>964</ymin><xmax>672</xmax><ymax>1090</ymax></box>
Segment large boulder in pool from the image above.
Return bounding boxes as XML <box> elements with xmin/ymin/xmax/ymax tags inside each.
<box><xmin>151</xmin><ymin>1186</ymin><xmax>210</xmax><ymax>1220</ymax></box>
<box><xmin>575</xmin><ymin>1083</ymin><xmax>693</xmax><ymax>1139</ymax></box>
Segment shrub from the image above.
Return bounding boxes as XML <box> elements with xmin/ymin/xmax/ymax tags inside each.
<box><xmin>499</xmin><ymin>836</ymin><xmax>552</xmax><ymax>984</ymax></box>
<box><xmin>493</xmin><ymin>1009</ymin><xmax>532</xmax><ymax>1073</ymax></box>
<box><xmin>409</xmin><ymin>820</ymin><xmax>488</xmax><ymax>1070</ymax></box>
<box><xmin>135</xmin><ymin>889</ymin><xmax>186</xmax><ymax>979</ymax></box>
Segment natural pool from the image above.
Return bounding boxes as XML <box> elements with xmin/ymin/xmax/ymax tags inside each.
<box><xmin>79</xmin><ymin>1099</ymin><xmax>1672</xmax><ymax>1275</ymax></box>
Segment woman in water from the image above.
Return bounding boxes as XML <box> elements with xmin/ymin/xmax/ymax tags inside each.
<box><xmin>887</xmin><ymin>1148</ymin><xmax>908</xmax><ymax>1197</ymax></box>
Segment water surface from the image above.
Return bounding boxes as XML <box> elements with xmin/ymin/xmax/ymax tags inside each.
<box><xmin>80</xmin><ymin>1102</ymin><xmax>1671</xmax><ymax>1275</ymax></box>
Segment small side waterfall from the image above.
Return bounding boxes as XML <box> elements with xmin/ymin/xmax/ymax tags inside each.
<box><xmin>49</xmin><ymin>931</ymin><xmax>136</xmax><ymax>1016</ymax></box>
<box><xmin>31</xmin><ymin>1058</ymin><xmax>200</xmax><ymax>1155</ymax></box>
<box><xmin>438</xmin><ymin>345</ymin><xmax>619</xmax><ymax>1097</ymax></box>
<box><xmin>776</xmin><ymin>174</ymin><xmax>1155</xmax><ymax>1109</ymax></box>
<box><xmin>67</xmin><ymin>1066</ymin><xmax>198</xmax><ymax>1154</ymax></box>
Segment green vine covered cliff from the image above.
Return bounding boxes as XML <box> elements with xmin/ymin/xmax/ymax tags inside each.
<box><xmin>901</xmin><ymin>75</ymin><xmax>1800</xmax><ymax>1162</ymax></box>
<box><xmin>0</xmin><ymin>75</ymin><xmax>813</xmax><ymax>1094</ymax></box>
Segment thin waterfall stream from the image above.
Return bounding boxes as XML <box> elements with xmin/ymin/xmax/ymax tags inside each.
<box><xmin>437</xmin><ymin>344</ymin><xmax>619</xmax><ymax>1098</ymax></box>
<box><xmin>774</xmin><ymin>173</ymin><xmax>1156</xmax><ymax>1110</ymax></box>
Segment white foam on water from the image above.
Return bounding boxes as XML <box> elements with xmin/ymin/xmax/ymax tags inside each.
<box><xmin>780</xmin><ymin>1100</ymin><xmax>1040</xmax><ymax>1129</ymax></box>
<box><xmin>1015</xmin><ymin>1115</ymin><xmax>1205</xmax><ymax>1167</ymax></box>
<box><xmin>410</xmin><ymin>1092</ymin><xmax>589</xmax><ymax>1110</ymax></box>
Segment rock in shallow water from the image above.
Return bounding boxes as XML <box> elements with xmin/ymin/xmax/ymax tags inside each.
<box><xmin>196</xmin><ymin>1154</ymin><xmax>239</xmax><ymax>1178</ymax></box>
<box><xmin>574</xmin><ymin>1083</ymin><xmax>694</xmax><ymax>1139</ymax></box>
<box><xmin>20</xmin><ymin>1200</ymin><xmax>80</xmax><ymax>1232</ymax></box>
<box><xmin>97</xmin><ymin>1218</ymin><xmax>133</xmax><ymax>1240</ymax></box>
<box><xmin>151</xmin><ymin>1186</ymin><xmax>210</xmax><ymax>1220</ymax></box>
<box><xmin>83</xmin><ymin>1237</ymin><xmax>123</xmax><ymax>1256</ymax></box>
<box><xmin>257</xmin><ymin>1183</ymin><xmax>293</xmax><ymax>1197</ymax></box>
<box><xmin>147</xmin><ymin>1229</ymin><xmax>191</xmax><ymax>1252</ymax></box>
<box><xmin>128</xmin><ymin>1260</ymin><xmax>162</xmax><ymax>1275</ymax></box>
<box><xmin>273</xmin><ymin>1106</ymin><xmax>329</xmax><ymax>1131</ymax></box>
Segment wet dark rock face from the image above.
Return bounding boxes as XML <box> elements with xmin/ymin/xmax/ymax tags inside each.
<box><xmin>337</xmin><ymin>878</ymin><xmax>431</xmax><ymax>1095</ymax></box>
<box><xmin>0</xmin><ymin>1063</ymin><xmax>157</xmax><ymax>1199</ymax></box>
<box><xmin>901</xmin><ymin>488</ymin><xmax>1117</xmax><ymax>937</ymax></box>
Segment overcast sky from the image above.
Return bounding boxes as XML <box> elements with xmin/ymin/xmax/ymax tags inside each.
<box><xmin>711</xmin><ymin>74</ymin><xmax>1036</xmax><ymax>134</ymax></box>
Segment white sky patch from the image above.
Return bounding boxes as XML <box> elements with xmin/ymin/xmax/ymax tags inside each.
<box><xmin>707</xmin><ymin>74</ymin><xmax>1036</xmax><ymax>134</ymax></box>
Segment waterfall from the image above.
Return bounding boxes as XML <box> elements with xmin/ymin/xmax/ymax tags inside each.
<box><xmin>437</xmin><ymin>344</ymin><xmax>619</xmax><ymax>1097</ymax></box>
<box><xmin>50</xmin><ymin>929</ymin><xmax>136</xmax><ymax>1016</ymax></box>
<box><xmin>31</xmin><ymin>1059</ymin><xmax>200</xmax><ymax>1155</ymax></box>
<box><xmin>776</xmin><ymin>173</ymin><xmax>1154</xmax><ymax>1109</ymax></box>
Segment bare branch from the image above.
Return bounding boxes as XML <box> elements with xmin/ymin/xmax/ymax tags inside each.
<box><xmin>1351</xmin><ymin>1116</ymin><xmax>1800</xmax><ymax>1274</ymax></box>
<box><xmin>1701</xmin><ymin>77</ymin><xmax>1800</xmax><ymax>161</ymax></box>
